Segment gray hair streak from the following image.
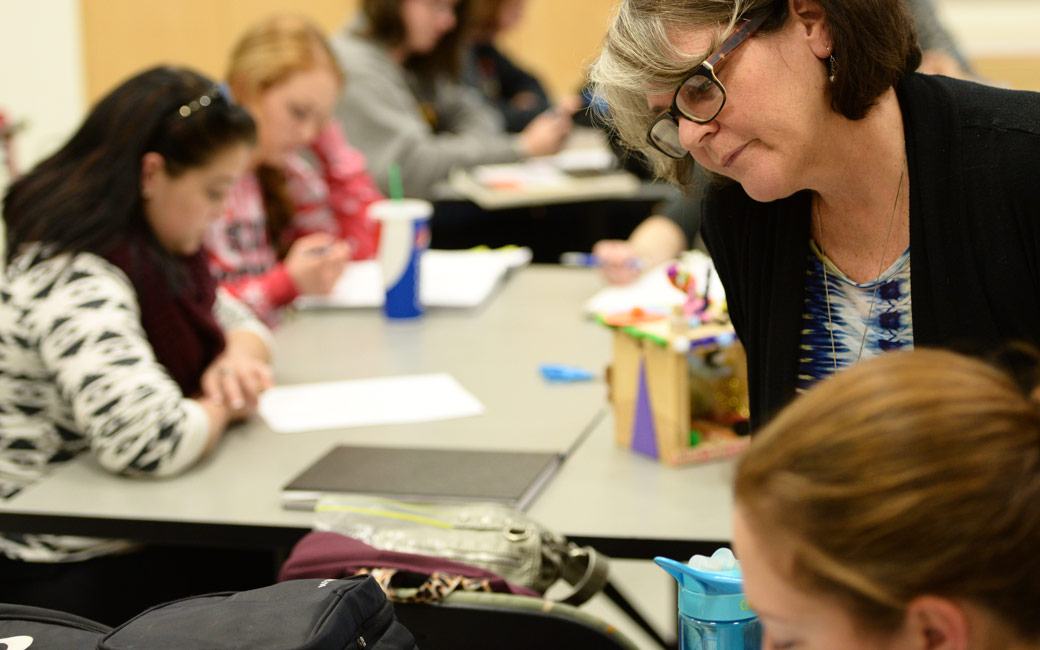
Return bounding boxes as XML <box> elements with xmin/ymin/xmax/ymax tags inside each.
<box><xmin>589</xmin><ymin>0</ymin><xmax>771</xmax><ymax>190</ymax></box>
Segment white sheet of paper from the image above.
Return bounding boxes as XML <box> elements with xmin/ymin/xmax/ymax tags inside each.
<box><xmin>295</xmin><ymin>248</ymin><xmax>531</xmax><ymax>309</ymax></box>
<box><xmin>550</xmin><ymin>148</ymin><xmax>616</xmax><ymax>172</ymax></box>
<box><xmin>584</xmin><ymin>251</ymin><xmax>725</xmax><ymax>315</ymax></box>
<box><xmin>259</xmin><ymin>373</ymin><xmax>485</xmax><ymax>434</ymax></box>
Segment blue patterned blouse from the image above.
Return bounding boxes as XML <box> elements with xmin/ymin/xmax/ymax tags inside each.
<box><xmin>796</xmin><ymin>242</ymin><xmax>913</xmax><ymax>393</ymax></box>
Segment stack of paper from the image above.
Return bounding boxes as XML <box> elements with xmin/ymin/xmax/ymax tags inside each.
<box><xmin>550</xmin><ymin>148</ymin><xmax>617</xmax><ymax>174</ymax></box>
<box><xmin>584</xmin><ymin>250</ymin><xmax>725</xmax><ymax>316</ymax></box>
<box><xmin>295</xmin><ymin>247</ymin><xmax>531</xmax><ymax>309</ymax></box>
<box><xmin>448</xmin><ymin>163</ymin><xmax>641</xmax><ymax>209</ymax></box>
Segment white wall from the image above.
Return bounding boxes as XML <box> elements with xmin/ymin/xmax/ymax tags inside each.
<box><xmin>0</xmin><ymin>0</ymin><xmax>85</xmax><ymax>187</ymax></box>
<box><xmin>938</xmin><ymin>0</ymin><xmax>1040</xmax><ymax>56</ymax></box>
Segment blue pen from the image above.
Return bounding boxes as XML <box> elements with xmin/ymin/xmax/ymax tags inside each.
<box><xmin>305</xmin><ymin>244</ymin><xmax>332</xmax><ymax>257</ymax></box>
<box><xmin>559</xmin><ymin>252</ymin><xmax>643</xmax><ymax>270</ymax></box>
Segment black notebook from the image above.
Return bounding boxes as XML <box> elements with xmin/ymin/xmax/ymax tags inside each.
<box><xmin>281</xmin><ymin>445</ymin><xmax>563</xmax><ymax>511</ymax></box>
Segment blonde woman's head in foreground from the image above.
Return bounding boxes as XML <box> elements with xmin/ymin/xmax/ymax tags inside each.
<box><xmin>734</xmin><ymin>346</ymin><xmax>1040</xmax><ymax>650</ymax></box>
<box><xmin>227</xmin><ymin>14</ymin><xmax>343</xmax><ymax>166</ymax></box>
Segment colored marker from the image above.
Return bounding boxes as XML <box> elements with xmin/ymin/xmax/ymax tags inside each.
<box><xmin>539</xmin><ymin>363</ymin><xmax>595</xmax><ymax>383</ymax></box>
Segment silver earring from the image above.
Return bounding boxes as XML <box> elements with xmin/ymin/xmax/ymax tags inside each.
<box><xmin>828</xmin><ymin>54</ymin><xmax>837</xmax><ymax>83</ymax></box>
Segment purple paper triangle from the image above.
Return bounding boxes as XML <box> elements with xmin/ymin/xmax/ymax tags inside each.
<box><xmin>631</xmin><ymin>360</ymin><xmax>659</xmax><ymax>458</ymax></box>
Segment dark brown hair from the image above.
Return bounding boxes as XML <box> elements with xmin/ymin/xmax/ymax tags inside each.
<box><xmin>361</xmin><ymin>0</ymin><xmax>473</xmax><ymax>78</ymax></box>
<box><xmin>3</xmin><ymin>66</ymin><xmax>255</xmax><ymax>266</ymax></box>
<box><xmin>735</xmin><ymin>347</ymin><xmax>1040</xmax><ymax>643</ymax></box>
<box><xmin>820</xmin><ymin>0</ymin><xmax>921</xmax><ymax>120</ymax></box>
<box><xmin>468</xmin><ymin>0</ymin><xmax>507</xmax><ymax>38</ymax></box>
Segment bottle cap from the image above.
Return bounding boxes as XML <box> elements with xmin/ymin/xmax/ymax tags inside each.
<box><xmin>655</xmin><ymin>552</ymin><xmax>758</xmax><ymax>622</ymax></box>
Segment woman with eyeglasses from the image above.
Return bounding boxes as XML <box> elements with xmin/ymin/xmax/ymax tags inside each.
<box><xmin>330</xmin><ymin>0</ymin><xmax>573</xmax><ymax>199</ymax></box>
<box><xmin>590</xmin><ymin>0</ymin><xmax>1040</xmax><ymax>429</ymax></box>
<box><xmin>590</xmin><ymin>0</ymin><xmax>975</xmax><ymax>287</ymax></box>
<box><xmin>0</xmin><ymin>66</ymin><xmax>277</xmax><ymax>623</ymax></box>
<box><xmin>734</xmin><ymin>345</ymin><xmax>1040</xmax><ymax>650</ymax></box>
<box><xmin>206</xmin><ymin>15</ymin><xmax>383</xmax><ymax>327</ymax></box>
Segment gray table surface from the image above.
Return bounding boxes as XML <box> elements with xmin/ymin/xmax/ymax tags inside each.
<box><xmin>530</xmin><ymin>411</ymin><xmax>735</xmax><ymax>558</ymax></box>
<box><xmin>0</xmin><ymin>265</ymin><xmax>734</xmax><ymax>557</ymax></box>
<box><xmin>0</xmin><ymin>267</ymin><xmax>603</xmax><ymax>540</ymax></box>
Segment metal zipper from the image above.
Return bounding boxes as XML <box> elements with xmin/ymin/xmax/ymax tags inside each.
<box><xmin>435</xmin><ymin>549</ymin><xmax>525</xmax><ymax>568</ymax></box>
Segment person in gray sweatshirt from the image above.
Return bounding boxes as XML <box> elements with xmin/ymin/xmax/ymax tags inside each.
<box><xmin>330</xmin><ymin>0</ymin><xmax>572</xmax><ymax>199</ymax></box>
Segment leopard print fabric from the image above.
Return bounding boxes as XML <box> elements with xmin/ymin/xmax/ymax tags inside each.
<box><xmin>355</xmin><ymin>567</ymin><xmax>494</xmax><ymax>603</ymax></box>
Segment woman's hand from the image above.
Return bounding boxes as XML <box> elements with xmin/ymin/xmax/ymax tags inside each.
<box><xmin>592</xmin><ymin>215</ymin><xmax>686</xmax><ymax>284</ymax></box>
<box><xmin>284</xmin><ymin>233</ymin><xmax>351</xmax><ymax>295</ymax></box>
<box><xmin>519</xmin><ymin>109</ymin><xmax>572</xmax><ymax>157</ymax></box>
<box><xmin>200</xmin><ymin>352</ymin><xmax>274</xmax><ymax>420</ymax></box>
<box><xmin>592</xmin><ymin>239</ymin><xmax>643</xmax><ymax>285</ymax></box>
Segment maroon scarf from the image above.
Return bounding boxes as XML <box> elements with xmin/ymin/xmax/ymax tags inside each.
<box><xmin>103</xmin><ymin>234</ymin><xmax>226</xmax><ymax>397</ymax></box>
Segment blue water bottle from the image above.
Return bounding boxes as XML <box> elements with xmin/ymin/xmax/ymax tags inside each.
<box><xmin>655</xmin><ymin>548</ymin><xmax>761</xmax><ymax>650</ymax></box>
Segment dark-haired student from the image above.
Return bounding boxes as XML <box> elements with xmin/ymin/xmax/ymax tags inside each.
<box><xmin>0</xmin><ymin>66</ymin><xmax>275</xmax><ymax>624</ymax></box>
<box><xmin>330</xmin><ymin>0</ymin><xmax>573</xmax><ymax>199</ymax></box>
<box><xmin>465</xmin><ymin>0</ymin><xmax>549</xmax><ymax>133</ymax></box>
<box><xmin>464</xmin><ymin>0</ymin><xmax>582</xmax><ymax>133</ymax></box>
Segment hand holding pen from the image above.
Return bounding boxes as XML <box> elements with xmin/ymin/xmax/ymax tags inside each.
<box><xmin>519</xmin><ymin>108</ymin><xmax>572</xmax><ymax>157</ymax></box>
<box><xmin>582</xmin><ymin>240</ymin><xmax>646</xmax><ymax>285</ymax></box>
<box><xmin>284</xmin><ymin>233</ymin><xmax>351</xmax><ymax>295</ymax></box>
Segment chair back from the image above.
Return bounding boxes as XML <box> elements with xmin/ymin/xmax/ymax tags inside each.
<box><xmin>393</xmin><ymin>590</ymin><xmax>639</xmax><ymax>650</ymax></box>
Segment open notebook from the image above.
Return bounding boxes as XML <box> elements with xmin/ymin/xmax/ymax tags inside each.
<box><xmin>281</xmin><ymin>445</ymin><xmax>563</xmax><ymax>511</ymax></box>
<box><xmin>295</xmin><ymin>247</ymin><xmax>532</xmax><ymax>310</ymax></box>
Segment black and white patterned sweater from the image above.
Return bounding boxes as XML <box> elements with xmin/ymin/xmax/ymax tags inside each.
<box><xmin>0</xmin><ymin>245</ymin><xmax>270</xmax><ymax>562</ymax></box>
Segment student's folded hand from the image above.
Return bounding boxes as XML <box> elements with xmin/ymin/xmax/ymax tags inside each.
<box><xmin>200</xmin><ymin>354</ymin><xmax>274</xmax><ymax>418</ymax></box>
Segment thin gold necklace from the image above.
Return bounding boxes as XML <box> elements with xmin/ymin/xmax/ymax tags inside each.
<box><xmin>815</xmin><ymin>163</ymin><xmax>906</xmax><ymax>375</ymax></box>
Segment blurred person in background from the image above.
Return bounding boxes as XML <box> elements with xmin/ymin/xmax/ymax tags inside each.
<box><xmin>207</xmin><ymin>15</ymin><xmax>384</xmax><ymax>327</ymax></box>
<box><xmin>331</xmin><ymin>0</ymin><xmax>572</xmax><ymax>199</ymax></box>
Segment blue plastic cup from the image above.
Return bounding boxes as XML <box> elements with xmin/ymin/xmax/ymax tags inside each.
<box><xmin>370</xmin><ymin>199</ymin><xmax>433</xmax><ymax>319</ymax></box>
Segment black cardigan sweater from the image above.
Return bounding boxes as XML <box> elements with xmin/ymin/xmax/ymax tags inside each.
<box><xmin>701</xmin><ymin>73</ymin><xmax>1040</xmax><ymax>430</ymax></box>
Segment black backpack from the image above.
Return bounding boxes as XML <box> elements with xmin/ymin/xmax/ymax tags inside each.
<box><xmin>0</xmin><ymin>577</ymin><xmax>417</xmax><ymax>650</ymax></box>
<box><xmin>0</xmin><ymin>603</ymin><xmax>111</xmax><ymax>649</ymax></box>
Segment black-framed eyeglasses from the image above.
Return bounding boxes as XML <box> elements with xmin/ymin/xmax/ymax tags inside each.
<box><xmin>646</xmin><ymin>10</ymin><xmax>771</xmax><ymax>159</ymax></box>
